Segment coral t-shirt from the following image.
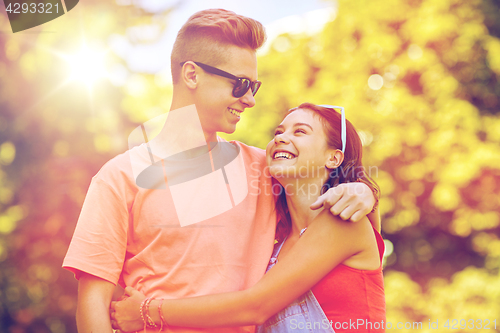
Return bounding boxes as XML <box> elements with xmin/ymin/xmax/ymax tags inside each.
<box><xmin>63</xmin><ymin>139</ymin><xmax>276</xmax><ymax>333</ymax></box>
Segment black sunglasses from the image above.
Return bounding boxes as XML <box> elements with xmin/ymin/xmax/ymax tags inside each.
<box><xmin>180</xmin><ymin>61</ymin><xmax>261</xmax><ymax>98</ymax></box>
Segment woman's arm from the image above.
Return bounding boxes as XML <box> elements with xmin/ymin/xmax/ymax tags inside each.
<box><xmin>367</xmin><ymin>206</ymin><xmax>381</xmax><ymax>232</ymax></box>
<box><xmin>112</xmin><ymin>211</ymin><xmax>378</xmax><ymax>330</ymax></box>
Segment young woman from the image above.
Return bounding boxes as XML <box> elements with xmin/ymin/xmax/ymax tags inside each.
<box><xmin>110</xmin><ymin>103</ymin><xmax>385</xmax><ymax>332</ymax></box>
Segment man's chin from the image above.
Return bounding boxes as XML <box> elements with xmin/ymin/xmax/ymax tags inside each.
<box><xmin>222</xmin><ymin>124</ymin><xmax>237</xmax><ymax>134</ymax></box>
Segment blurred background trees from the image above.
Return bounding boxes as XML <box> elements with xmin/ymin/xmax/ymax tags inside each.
<box><xmin>0</xmin><ymin>0</ymin><xmax>499</xmax><ymax>332</ymax></box>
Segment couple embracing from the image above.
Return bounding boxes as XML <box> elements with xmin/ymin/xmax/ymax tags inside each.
<box><xmin>63</xmin><ymin>8</ymin><xmax>384</xmax><ymax>333</ymax></box>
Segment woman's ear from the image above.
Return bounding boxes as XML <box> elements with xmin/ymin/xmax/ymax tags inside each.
<box><xmin>325</xmin><ymin>149</ymin><xmax>344</xmax><ymax>169</ymax></box>
<box><xmin>181</xmin><ymin>61</ymin><xmax>198</xmax><ymax>90</ymax></box>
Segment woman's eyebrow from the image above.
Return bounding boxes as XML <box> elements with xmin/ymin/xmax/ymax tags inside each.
<box><xmin>274</xmin><ymin>123</ymin><xmax>313</xmax><ymax>131</ymax></box>
<box><xmin>293</xmin><ymin>123</ymin><xmax>313</xmax><ymax>131</ymax></box>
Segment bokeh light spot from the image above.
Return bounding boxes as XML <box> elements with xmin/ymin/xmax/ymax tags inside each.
<box><xmin>0</xmin><ymin>141</ymin><xmax>16</xmax><ymax>165</ymax></box>
<box><xmin>431</xmin><ymin>183</ymin><xmax>461</xmax><ymax>211</ymax></box>
<box><xmin>358</xmin><ymin>130</ymin><xmax>374</xmax><ymax>146</ymax></box>
<box><xmin>384</xmin><ymin>239</ymin><xmax>394</xmax><ymax>257</ymax></box>
<box><xmin>408</xmin><ymin>44</ymin><xmax>423</xmax><ymax>60</ymax></box>
<box><xmin>368</xmin><ymin>74</ymin><xmax>384</xmax><ymax>90</ymax></box>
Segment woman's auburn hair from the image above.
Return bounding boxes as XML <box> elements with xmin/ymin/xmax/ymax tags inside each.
<box><xmin>274</xmin><ymin>103</ymin><xmax>380</xmax><ymax>243</ymax></box>
<box><xmin>171</xmin><ymin>9</ymin><xmax>267</xmax><ymax>83</ymax></box>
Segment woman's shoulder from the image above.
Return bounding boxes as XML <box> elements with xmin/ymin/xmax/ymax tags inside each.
<box><xmin>315</xmin><ymin>208</ymin><xmax>373</xmax><ymax>237</ymax></box>
<box><xmin>312</xmin><ymin>210</ymin><xmax>379</xmax><ymax>262</ymax></box>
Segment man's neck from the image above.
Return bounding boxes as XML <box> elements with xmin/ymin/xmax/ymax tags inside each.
<box><xmin>142</xmin><ymin>102</ymin><xmax>216</xmax><ymax>160</ymax></box>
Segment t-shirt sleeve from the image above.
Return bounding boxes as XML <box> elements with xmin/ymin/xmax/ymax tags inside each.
<box><xmin>62</xmin><ymin>177</ymin><xmax>129</xmax><ymax>285</ymax></box>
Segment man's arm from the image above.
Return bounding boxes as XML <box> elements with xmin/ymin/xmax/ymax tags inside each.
<box><xmin>311</xmin><ymin>182</ymin><xmax>380</xmax><ymax>230</ymax></box>
<box><xmin>77</xmin><ymin>272</ymin><xmax>115</xmax><ymax>333</ymax></box>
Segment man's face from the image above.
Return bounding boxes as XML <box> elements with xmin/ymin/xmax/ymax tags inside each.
<box><xmin>194</xmin><ymin>46</ymin><xmax>258</xmax><ymax>140</ymax></box>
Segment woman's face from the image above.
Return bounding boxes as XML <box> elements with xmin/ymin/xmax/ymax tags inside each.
<box><xmin>266</xmin><ymin>109</ymin><xmax>333</xmax><ymax>180</ymax></box>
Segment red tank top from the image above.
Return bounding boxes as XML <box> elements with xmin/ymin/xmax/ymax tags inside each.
<box><xmin>311</xmin><ymin>227</ymin><xmax>386</xmax><ymax>332</ymax></box>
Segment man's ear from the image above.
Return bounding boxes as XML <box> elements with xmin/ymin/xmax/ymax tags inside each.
<box><xmin>325</xmin><ymin>149</ymin><xmax>344</xmax><ymax>169</ymax></box>
<box><xmin>181</xmin><ymin>61</ymin><xmax>198</xmax><ymax>90</ymax></box>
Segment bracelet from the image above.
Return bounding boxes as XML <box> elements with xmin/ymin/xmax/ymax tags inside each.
<box><xmin>145</xmin><ymin>297</ymin><xmax>157</xmax><ymax>328</ymax></box>
<box><xmin>140</xmin><ymin>298</ymin><xmax>149</xmax><ymax>330</ymax></box>
<box><xmin>158</xmin><ymin>298</ymin><xmax>166</xmax><ymax>331</ymax></box>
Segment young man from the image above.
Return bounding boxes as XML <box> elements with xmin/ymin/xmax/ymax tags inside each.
<box><xmin>63</xmin><ymin>9</ymin><xmax>378</xmax><ymax>333</ymax></box>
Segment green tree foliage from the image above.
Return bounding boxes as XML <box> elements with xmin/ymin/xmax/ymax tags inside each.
<box><xmin>0</xmin><ymin>2</ymin><xmax>172</xmax><ymax>331</ymax></box>
<box><xmin>224</xmin><ymin>0</ymin><xmax>500</xmax><ymax>329</ymax></box>
<box><xmin>0</xmin><ymin>0</ymin><xmax>499</xmax><ymax>332</ymax></box>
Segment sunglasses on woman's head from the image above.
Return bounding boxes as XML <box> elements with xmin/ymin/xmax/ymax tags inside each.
<box><xmin>318</xmin><ymin>105</ymin><xmax>346</xmax><ymax>154</ymax></box>
<box><xmin>180</xmin><ymin>61</ymin><xmax>262</xmax><ymax>98</ymax></box>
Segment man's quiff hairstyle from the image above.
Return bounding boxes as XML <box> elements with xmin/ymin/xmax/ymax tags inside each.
<box><xmin>171</xmin><ymin>9</ymin><xmax>267</xmax><ymax>83</ymax></box>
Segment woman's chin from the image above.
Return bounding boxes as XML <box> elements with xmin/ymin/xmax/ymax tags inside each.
<box><xmin>269</xmin><ymin>165</ymin><xmax>291</xmax><ymax>179</ymax></box>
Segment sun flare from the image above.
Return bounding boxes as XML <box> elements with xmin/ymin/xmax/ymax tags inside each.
<box><xmin>66</xmin><ymin>47</ymin><xmax>108</xmax><ymax>85</ymax></box>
